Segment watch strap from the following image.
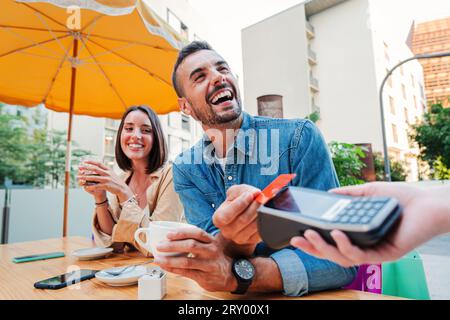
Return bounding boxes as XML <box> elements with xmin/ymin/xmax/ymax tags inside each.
<box><xmin>231</xmin><ymin>258</ymin><xmax>254</xmax><ymax>294</ymax></box>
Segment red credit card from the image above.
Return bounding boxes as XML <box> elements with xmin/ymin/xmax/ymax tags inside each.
<box><xmin>255</xmin><ymin>174</ymin><xmax>296</xmax><ymax>205</ymax></box>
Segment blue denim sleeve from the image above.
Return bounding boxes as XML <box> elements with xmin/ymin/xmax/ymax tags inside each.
<box><xmin>268</xmin><ymin>120</ymin><xmax>356</xmax><ymax>296</ymax></box>
<box><xmin>270</xmin><ymin>248</ymin><xmax>357</xmax><ymax>296</ymax></box>
<box><xmin>172</xmin><ymin>163</ymin><xmax>219</xmax><ymax>234</ymax></box>
<box><xmin>270</xmin><ymin>249</ymin><xmax>309</xmax><ymax>296</ymax></box>
<box><xmin>293</xmin><ymin>250</ymin><xmax>358</xmax><ymax>293</ymax></box>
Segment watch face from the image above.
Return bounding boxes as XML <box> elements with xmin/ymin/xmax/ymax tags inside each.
<box><xmin>234</xmin><ymin>259</ymin><xmax>255</xmax><ymax>280</ymax></box>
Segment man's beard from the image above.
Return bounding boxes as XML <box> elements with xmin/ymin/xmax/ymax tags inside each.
<box><xmin>190</xmin><ymin>96</ymin><xmax>242</xmax><ymax>126</ymax></box>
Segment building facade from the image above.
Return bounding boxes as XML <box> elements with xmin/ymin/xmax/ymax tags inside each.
<box><xmin>408</xmin><ymin>16</ymin><xmax>450</xmax><ymax>105</ymax></box>
<box><xmin>242</xmin><ymin>0</ymin><xmax>426</xmax><ymax>181</ymax></box>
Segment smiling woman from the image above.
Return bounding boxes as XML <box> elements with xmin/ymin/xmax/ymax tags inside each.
<box><xmin>77</xmin><ymin>105</ymin><xmax>185</xmax><ymax>256</ymax></box>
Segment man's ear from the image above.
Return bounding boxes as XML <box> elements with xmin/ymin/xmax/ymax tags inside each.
<box><xmin>178</xmin><ymin>97</ymin><xmax>192</xmax><ymax>116</ymax></box>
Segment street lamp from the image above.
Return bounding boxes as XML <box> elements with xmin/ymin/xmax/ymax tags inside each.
<box><xmin>379</xmin><ymin>51</ymin><xmax>450</xmax><ymax>181</ymax></box>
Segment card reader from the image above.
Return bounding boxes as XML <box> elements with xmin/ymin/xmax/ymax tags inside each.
<box><xmin>257</xmin><ymin>186</ymin><xmax>402</xmax><ymax>249</ymax></box>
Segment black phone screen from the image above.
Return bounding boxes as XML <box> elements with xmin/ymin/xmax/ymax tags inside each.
<box><xmin>266</xmin><ymin>188</ymin><xmax>346</xmax><ymax>218</ymax></box>
<box><xmin>35</xmin><ymin>269</ymin><xmax>97</xmax><ymax>289</ymax></box>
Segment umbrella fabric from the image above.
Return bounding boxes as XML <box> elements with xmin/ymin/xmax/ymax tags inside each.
<box><xmin>0</xmin><ymin>0</ymin><xmax>184</xmax><ymax>118</ymax></box>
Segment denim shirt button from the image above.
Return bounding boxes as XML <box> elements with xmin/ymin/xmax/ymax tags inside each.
<box><xmin>211</xmin><ymin>203</ymin><xmax>215</xmax><ymax>208</ymax></box>
<box><xmin>227</xmin><ymin>176</ymin><xmax>233</xmax><ymax>181</ymax></box>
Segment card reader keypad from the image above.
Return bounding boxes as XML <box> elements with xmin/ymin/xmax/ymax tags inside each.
<box><xmin>333</xmin><ymin>198</ymin><xmax>389</xmax><ymax>224</ymax></box>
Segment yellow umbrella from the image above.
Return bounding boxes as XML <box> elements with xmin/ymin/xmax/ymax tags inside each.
<box><xmin>0</xmin><ymin>0</ymin><xmax>184</xmax><ymax>236</ymax></box>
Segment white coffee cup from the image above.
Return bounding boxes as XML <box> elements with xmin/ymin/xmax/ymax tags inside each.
<box><xmin>134</xmin><ymin>221</ymin><xmax>195</xmax><ymax>257</ymax></box>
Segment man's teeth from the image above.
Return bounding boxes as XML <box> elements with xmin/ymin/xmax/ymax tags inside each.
<box><xmin>211</xmin><ymin>90</ymin><xmax>232</xmax><ymax>104</ymax></box>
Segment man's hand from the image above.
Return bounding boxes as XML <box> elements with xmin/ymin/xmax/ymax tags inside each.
<box><xmin>290</xmin><ymin>182</ymin><xmax>449</xmax><ymax>267</ymax></box>
<box><xmin>212</xmin><ymin>185</ymin><xmax>261</xmax><ymax>248</ymax></box>
<box><xmin>154</xmin><ymin>227</ymin><xmax>238</xmax><ymax>292</ymax></box>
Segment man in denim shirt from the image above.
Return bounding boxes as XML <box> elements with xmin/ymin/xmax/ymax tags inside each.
<box><xmin>154</xmin><ymin>41</ymin><xmax>357</xmax><ymax>296</ymax></box>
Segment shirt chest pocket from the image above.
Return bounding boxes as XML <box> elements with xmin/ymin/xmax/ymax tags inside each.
<box><xmin>203</xmin><ymin>192</ymin><xmax>223</xmax><ymax>210</ymax></box>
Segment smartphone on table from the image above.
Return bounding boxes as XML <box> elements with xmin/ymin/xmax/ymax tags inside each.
<box><xmin>34</xmin><ymin>269</ymin><xmax>98</xmax><ymax>290</ymax></box>
<box><xmin>12</xmin><ymin>252</ymin><xmax>65</xmax><ymax>264</ymax></box>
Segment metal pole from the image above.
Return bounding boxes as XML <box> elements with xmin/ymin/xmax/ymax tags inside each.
<box><xmin>1</xmin><ymin>189</ymin><xmax>10</xmax><ymax>244</ymax></box>
<box><xmin>379</xmin><ymin>51</ymin><xmax>450</xmax><ymax>181</ymax></box>
<box><xmin>63</xmin><ymin>36</ymin><xmax>79</xmax><ymax>237</ymax></box>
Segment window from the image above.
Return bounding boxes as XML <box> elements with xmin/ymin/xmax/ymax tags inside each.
<box><xmin>168</xmin><ymin>135</ymin><xmax>182</xmax><ymax>156</ymax></box>
<box><xmin>168</xmin><ymin>112</ymin><xmax>179</xmax><ymax>128</ymax></box>
<box><xmin>401</xmin><ymin>84</ymin><xmax>406</xmax><ymax>99</ymax></box>
<box><xmin>167</xmin><ymin>9</ymin><xmax>188</xmax><ymax>39</ymax></box>
<box><xmin>404</xmin><ymin>107</ymin><xmax>409</xmax><ymax>124</ymax></box>
<box><xmin>419</xmin><ymin>83</ymin><xmax>425</xmax><ymax>99</ymax></box>
<box><xmin>411</xmin><ymin>75</ymin><xmax>415</xmax><ymax>88</ymax></box>
<box><xmin>181</xmin><ymin>22</ymin><xmax>189</xmax><ymax>40</ymax></box>
<box><xmin>399</xmin><ymin>64</ymin><xmax>404</xmax><ymax>76</ymax></box>
<box><xmin>389</xmin><ymin>96</ymin><xmax>396</xmax><ymax>115</ymax></box>
<box><xmin>384</xmin><ymin>42</ymin><xmax>390</xmax><ymax>63</ymax></box>
<box><xmin>105</xmin><ymin>118</ymin><xmax>119</xmax><ymax>129</ymax></box>
<box><xmin>386</xmin><ymin>68</ymin><xmax>392</xmax><ymax>87</ymax></box>
<box><xmin>182</xmin><ymin>139</ymin><xmax>190</xmax><ymax>151</ymax></box>
<box><xmin>181</xmin><ymin>114</ymin><xmax>190</xmax><ymax>132</ymax></box>
<box><xmin>414</xmin><ymin>96</ymin><xmax>418</xmax><ymax>109</ymax></box>
<box><xmin>392</xmin><ymin>124</ymin><xmax>398</xmax><ymax>143</ymax></box>
<box><xmin>104</xmin><ymin>129</ymin><xmax>116</xmax><ymax>156</ymax></box>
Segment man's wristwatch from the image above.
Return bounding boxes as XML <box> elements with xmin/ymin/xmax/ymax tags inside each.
<box><xmin>231</xmin><ymin>258</ymin><xmax>255</xmax><ymax>294</ymax></box>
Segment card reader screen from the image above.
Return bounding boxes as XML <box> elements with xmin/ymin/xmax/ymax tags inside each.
<box><xmin>265</xmin><ymin>188</ymin><xmax>346</xmax><ymax>219</ymax></box>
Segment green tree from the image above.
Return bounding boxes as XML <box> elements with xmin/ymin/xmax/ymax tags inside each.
<box><xmin>0</xmin><ymin>110</ymin><xmax>29</xmax><ymax>186</ymax></box>
<box><xmin>0</xmin><ymin>104</ymin><xmax>92</xmax><ymax>188</ymax></box>
<box><xmin>432</xmin><ymin>157</ymin><xmax>450</xmax><ymax>180</ymax></box>
<box><xmin>24</xmin><ymin>129</ymin><xmax>91</xmax><ymax>188</ymax></box>
<box><xmin>411</xmin><ymin>103</ymin><xmax>450</xmax><ymax>169</ymax></box>
<box><xmin>373</xmin><ymin>152</ymin><xmax>408</xmax><ymax>182</ymax></box>
<box><xmin>329</xmin><ymin>141</ymin><xmax>366</xmax><ymax>186</ymax></box>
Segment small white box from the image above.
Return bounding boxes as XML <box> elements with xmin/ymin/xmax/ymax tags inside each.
<box><xmin>138</xmin><ymin>268</ymin><xmax>167</xmax><ymax>300</ymax></box>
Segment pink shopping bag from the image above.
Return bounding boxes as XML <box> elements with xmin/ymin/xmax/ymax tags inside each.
<box><xmin>345</xmin><ymin>264</ymin><xmax>382</xmax><ymax>294</ymax></box>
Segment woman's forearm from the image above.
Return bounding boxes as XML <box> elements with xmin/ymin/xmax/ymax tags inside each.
<box><xmin>95</xmin><ymin>205</ymin><xmax>115</xmax><ymax>235</ymax></box>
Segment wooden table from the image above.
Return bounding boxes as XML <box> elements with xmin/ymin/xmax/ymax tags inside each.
<box><xmin>0</xmin><ymin>237</ymin><xmax>401</xmax><ymax>300</ymax></box>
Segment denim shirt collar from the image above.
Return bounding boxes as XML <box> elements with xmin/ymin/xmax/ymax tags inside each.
<box><xmin>201</xmin><ymin>111</ymin><xmax>256</xmax><ymax>163</ymax></box>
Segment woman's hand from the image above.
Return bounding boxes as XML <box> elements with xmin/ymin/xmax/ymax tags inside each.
<box><xmin>77</xmin><ymin>161</ymin><xmax>134</xmax><ymax>202</ymax></box>
<box><xmin>77</xmin><ymin>163</ymin><xmax>106</xmax><ymax>201</ymax></box>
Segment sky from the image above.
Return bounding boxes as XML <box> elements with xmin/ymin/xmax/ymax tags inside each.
<box><xmin>186</xmin><ymin>0</ymin><xmax>450</xmax><ymax>91</ymax></box>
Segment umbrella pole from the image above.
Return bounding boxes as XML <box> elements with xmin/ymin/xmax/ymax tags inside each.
<box><xmin>63</xmin><ymin>37</ymin><xmax>79</xmax><ymax>237</ymax></box>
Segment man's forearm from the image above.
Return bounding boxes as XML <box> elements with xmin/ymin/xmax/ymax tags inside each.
<box><xmin>247</xmin><ymin>257</ymin><xmax>283</xmax><ymax>293</ymax></box>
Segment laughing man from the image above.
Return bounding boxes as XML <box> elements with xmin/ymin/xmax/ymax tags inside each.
<box><xmin>154</xmin><ymin>41</ymin><xmax>357</xmax><ymax>296</ymax></box>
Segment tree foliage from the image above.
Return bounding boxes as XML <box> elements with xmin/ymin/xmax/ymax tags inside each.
<box><xmin>0</xmin><ymin>105</ymin><xmax>91</xmax><ymax>188</ymax></box>
<box><xmin>411</xmin><ymin>103</ymin><xmax>450</xmax><ymax>168</ymax></box>
<box><xmin>0</xmin><ymin>111</ymin><xmax>29</xmax><ymax>184</ymax></box>
<box><xmin>373</xmin><ymin>152</ymin><xmax>408</xmax><ymax>182</ymax></box>
<box><xmin>329</xmin><ymin>141</ymin><xmax>367</xmax><ymax>186</ymax></box>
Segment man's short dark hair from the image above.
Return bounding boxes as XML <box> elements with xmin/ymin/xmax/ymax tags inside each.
<box><xmin>172</xmin><ymin>41</ymin><xmax>214</xmax><ymax>98</ymax></box>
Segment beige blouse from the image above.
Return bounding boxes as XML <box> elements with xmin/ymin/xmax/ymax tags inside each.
<box><xmin>92</xmin><ymin>163</ymin><xmax>185</xmax><ymax>256</ymax></box>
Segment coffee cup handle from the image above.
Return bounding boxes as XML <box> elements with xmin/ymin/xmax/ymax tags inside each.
<box><xmin>134</xmin><ymin>228</ymin><xmax>147</xmax><ymax>249</ymax></box>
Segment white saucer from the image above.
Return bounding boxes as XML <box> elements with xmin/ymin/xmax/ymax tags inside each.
<box><xmin>95</xmin><ymin>265</ymin><xmax>149</xmax><ymax>286</ymax></box>
<box><xmin>72</xmin><ymin>247</ymin><xmax>113</xmax><ymax>260</ymax></box>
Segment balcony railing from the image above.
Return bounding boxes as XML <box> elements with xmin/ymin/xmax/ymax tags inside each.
<box><xmin>311</xmin><ymin>103</ymin><xmax>320</xmax><ymax>114</ymax></box>
<box><xmin>309</xmin><ymin>74</ymin><xmax>319</xmax><ymax>92</ymax></box>
<box><xmin>308</xmin><ymin>46</ymin><xmax>317</xmax><ymax>65</ymax></box>
<box><xmin>306</xmin><ymin>20</ymin><xmax>315</xmax><ymax>39</ymax></box>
